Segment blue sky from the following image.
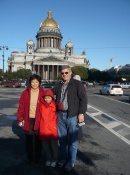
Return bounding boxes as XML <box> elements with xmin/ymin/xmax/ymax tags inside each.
<box><xmin>0</xmin><ymin>0</ymin><xmax>130</xmax><ymax>71</ymax></box>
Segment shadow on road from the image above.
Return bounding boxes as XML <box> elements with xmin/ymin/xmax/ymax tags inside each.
<box><xmin>0</xmin><ymin>115</ymin><xmax>105</xmax><ymax>175</ymax></box>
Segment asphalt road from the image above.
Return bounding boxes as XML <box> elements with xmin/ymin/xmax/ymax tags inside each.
<box><xmin>0</xmin><ymin>87</ymin><xmax>130</xmax><ymax>175</ymax></box>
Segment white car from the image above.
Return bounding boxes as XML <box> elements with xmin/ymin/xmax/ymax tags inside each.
<box><xmin>19</xmin><ymin>80</ymin><xmax>26</xmax><ymax>87</ymax></box>
<box><xmin>120</xmin><ymin>82</ymin><xmax>130</xmax><ymax>89</ymax></box>
<box><xmin>99</xmin><ymin>84</ymin><xmax>123</xmax><ymax>95</ymax></box>
<box><xmin>86</xmin><ymin>82</ymin><xmax>93</xmax><ymax>86</ymax></box>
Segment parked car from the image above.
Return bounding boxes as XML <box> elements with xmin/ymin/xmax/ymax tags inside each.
<box><xmin>99</xmin><ymin>84</ymin><xmax>123</xmax><ymax>95</ymax></box>
<box><xmin>86</xmin><ymin>82</ymin><xmax>93</xmax><ymax>86</ymax></box>
<box><xmin>3</xmin><ymin>80</ymin><xmax>21</xmax><ymax>88</ymax></box>
<box><xmin>40</xmin><ymin>81</ymin><xmax>55</xmax><ymax>89</ymax></box>
<box><xmin>120</xmin><ymin>82</ymin><xmax>130</xmax><ymax>89</ymax></box>
<box><xmin>0</xmin><ymin>81</ymin><xmax>4</xmax><ymax>86</ymax></box>
<box><xmin>19</xmin><ymin>80</ymin><xmax>26</xmax><ymax>87</ymax></box>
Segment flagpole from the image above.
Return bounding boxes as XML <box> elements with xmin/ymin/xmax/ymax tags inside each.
<box><xmin>110</xmin><ymin>58</ymin><xmax>112</xmax><ymax>67</ymax></box>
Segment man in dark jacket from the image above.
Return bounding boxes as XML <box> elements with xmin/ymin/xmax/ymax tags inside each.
<box><xmin>52</xmin><ymin>66</ymin><xmax>87</xmax><ymax>171</ymax></box>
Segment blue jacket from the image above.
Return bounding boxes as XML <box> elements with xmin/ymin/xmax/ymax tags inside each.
<box><xmin>52</xmin><ymin>78</ymin><xmax>87</xmax><ymax>117</ymax></box>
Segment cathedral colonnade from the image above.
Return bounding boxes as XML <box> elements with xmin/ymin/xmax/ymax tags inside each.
<box><xmin>37</xmin><ymin>37</ymin><xmax>61</xmax><ymax>49</ymax></box>
<box><xmin>32</xmin><ymin>64</ymin><xmax>62</xmax><ymax>80</ymax></box>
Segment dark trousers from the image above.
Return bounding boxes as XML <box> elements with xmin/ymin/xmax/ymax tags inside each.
<box><xmin>25</xmin><ymin>118</ymin><xmax>42</xmax><ymax>163</ymax></box>
<box><xmin>43</xmin><ymin>139</ymin><xmax>58</xmax><ymax>162</ymax></box>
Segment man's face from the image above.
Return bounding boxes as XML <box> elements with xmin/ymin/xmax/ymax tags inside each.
<box><xmin>61</xmin><ymin>68</ymin><xmax>72</xmax><ymax>82</ymax></box>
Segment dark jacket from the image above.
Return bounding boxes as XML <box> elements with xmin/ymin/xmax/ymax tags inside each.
<box><xmin>52</xmin><ymin>78</ymin><xmax>87</xmax><ymax>117</ymax></box>
<box><xmin>17</xmin><ymin>87</ymin><xmax>44</xmax><ymax>131</ymax></box>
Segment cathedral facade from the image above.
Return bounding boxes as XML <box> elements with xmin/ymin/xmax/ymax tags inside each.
<box><xmin>8</xmin><ymin>10</ymin><xmax>89</xmax><ymax>80</ymax></box>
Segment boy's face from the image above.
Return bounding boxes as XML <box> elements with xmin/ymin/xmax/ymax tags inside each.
<box><xmin>44</xmin><ymin>96</ymin><xmax>52</xmax><ymax>103</ymax></box>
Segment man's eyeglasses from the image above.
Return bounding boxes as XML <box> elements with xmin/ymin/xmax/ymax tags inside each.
<box><xmin>61</xmin><ymin>72</ymin><xmax>69</xmax><ymax>75</ymax></box>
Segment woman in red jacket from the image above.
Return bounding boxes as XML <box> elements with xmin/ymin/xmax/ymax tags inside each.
<box><xmin>39</xmin><ymin>89</ymin><xmax>58</xmax><ymax>167</ymax></box>
<box><xmin>17</xmin><ymin>74</ymin><xmax>44</xmax><ymax>164</ymax></box>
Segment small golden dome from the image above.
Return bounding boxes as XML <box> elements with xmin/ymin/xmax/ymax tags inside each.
<box><xmin>66</xmin><ymin>40</ymin><xmax>73</xmax><ymax>47</ymax></box>
<box><xmin>40</xmin><ymin>10</ymin><xmax>59</xmax><ymax>28</ymax></box>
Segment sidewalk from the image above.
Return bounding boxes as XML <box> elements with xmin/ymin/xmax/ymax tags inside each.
<box><xmin>0</xmin><ymin>114</ymin><xmax>97</xmax><ymax>175</ymax></box>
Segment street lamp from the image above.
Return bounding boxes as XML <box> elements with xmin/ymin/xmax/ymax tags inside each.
<box><xmin>0</xmin><ymin>45</ymin><xmax>9</xmax><ymax>72</ymax></box>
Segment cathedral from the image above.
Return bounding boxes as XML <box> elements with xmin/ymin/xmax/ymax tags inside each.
<box><xmin>8</xmin><ymin>10</ymin><xmax>89</xmax><ymax>80</ymax></box>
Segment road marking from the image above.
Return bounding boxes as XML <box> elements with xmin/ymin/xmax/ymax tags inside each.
<box><xmin>90</xmin><ymin>111</ymin><xmax>102</xmax><ymax>117</ymax></box>
<box><xmin>95</xmin><ymin>94</ymin><xmax>130</xmax><ymax>106</ymax></box>
<box><xmin>117</xmin><ymin>127</ymin><xmax>130</xmax><ymax>137</ymax></box>
<box><xmin>106</xmin><ymin>121</ymin><xmax>121</xmax><ymax>129</ymax></box>
<box><xmin>86</xmin><ymin>105</ymin><xmax>130</xmax><ymax>146</ymax></box>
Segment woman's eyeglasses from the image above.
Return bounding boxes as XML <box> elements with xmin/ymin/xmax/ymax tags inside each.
<box><xmin>61</xmin><ymin>72</ymin><xmax>69</xmax><ymax>75</ymax></box>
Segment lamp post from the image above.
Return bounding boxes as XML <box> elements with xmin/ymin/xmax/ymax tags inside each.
<box><xmin>0</xmin><ymin>46</ymin><xmax>9</xmax><ymax>72</ymax></box>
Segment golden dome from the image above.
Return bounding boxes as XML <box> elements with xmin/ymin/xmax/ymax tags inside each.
<box><xmin>66</xmin><ymin>40</ymin><xmax>73</xmax><ymax>47</ymax></box>
<box><xmin>40</xmin><ymin>10</ymin><xmax>59</xmax><ymax>28</ymax></box>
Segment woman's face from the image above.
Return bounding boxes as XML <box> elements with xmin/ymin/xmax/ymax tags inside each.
<box><xmin>31</xmin><ymin>79</ymin><xmax>40</xmax><ymax>89</ymax></box>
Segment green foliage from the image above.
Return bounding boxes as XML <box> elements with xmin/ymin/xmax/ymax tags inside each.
<box><xmin>88</xmin><ymin>68</ymin><xmax>112</xmax><ymax>81</ymax></box>
<box><xmin>71</xmin><ymin>66</ymin><xmax>88</xmax><ymax>80</ymax></box>
<box><xmin>0</xmin><ymin>70</ymin><xmax>4</xmax><ymax>81</ymax></box>
<box><xmin>1</xmin><ymin>67</ymin><xmax>129</xmax><ymax>82</ymax></box>
<box><xmin>15</xmin><ymin>69</ymin><xmax>32</xmax><ymax>79</ymax></box>
<box><xmin>1</xmin><ymin>69</ymin><xmax>32</xmax><ymax>80</ymax></box>
<box><xmin>116</xmin><ymin>74</ymin><xmax>130</xmax><ymax>81</ymax></box>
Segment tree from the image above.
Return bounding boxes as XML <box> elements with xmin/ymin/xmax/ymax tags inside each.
<box><xmin>2</xmin><ymin>69</ymin><xmax>32</xmax><ymax>80</ymax></box>
<box><xmin>88</xmin><ymin>68</ymin><xmax>101</xmax><ymax>81</ymax></box>
<box><xmin>0</xmin><ymin>70</ymin><xmax>4</xmax><ymax>81</ymax></box>
<box><xmin>15</xmin><ymin>69</ymin><xmax>31</xmax><ymax>79</ymax></box>
<box><xmin>71</xmin><ymin>66</ymin><xmax>88</xmax><ymax>80</ymax></box>
<box><xmin>88</xmin><ymin>68</ymin><xmax>112</xmax><ymax>82</ymax></box>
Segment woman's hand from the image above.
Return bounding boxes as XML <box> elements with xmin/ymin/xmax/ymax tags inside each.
<box><xmin>18</xmin><ymin>121</ymin><xmax>24</xmax><ymax>127</ymax></box>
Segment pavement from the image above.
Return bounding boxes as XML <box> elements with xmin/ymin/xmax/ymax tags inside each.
<box><xmin>0</xmin><ymin>87</ymin><xmax>130</xmax><ymax>175</ymax></box>
<box><xmin>0</xmin><ymin>112</ymin><xmax>102</xmax><ymax>175</ymax></box>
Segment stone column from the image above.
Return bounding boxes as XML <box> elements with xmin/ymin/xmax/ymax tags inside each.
<box><xmin>59</xmin><ymin>39</ymin><xmax>61</xmax><ymax>49</ymax></box>
<box><xmin>32</xmin><ymin>63</ymin><xmax>34</xmax><ymax>72</ymax></box>
<box><xmin>51</xmin><ymin>38</ymin><xmax>53</xmax><ymax>48</ymax></box>
<box><xmin>57</xmin><ymin>39</ymin><xmax>59</xmax><ymax>48</ymax></box>
<box><xmin>48</xmin><ymin>65</ymin><xmax>50</xmax><ymax>80</ymax></box>
<box><xmin>39</xmin><ymin>38</ymin><xmax>41</xmax><ymax>48</ymax></box>
<box><xmin>42</xmin><ymin>65</ymin><xmax>44</xmax><ymax>79</ymax></box>
<box><xmin>43</xmin><ymin>38</ymin><xmax>44</xmax><ymax>47</ymax></box>
<box><xmin>37</xmin><ymin>39</ymin><xmax>39</xmax><ymax>49</ymax></box>
<box><xmin>57</xmin><ymin>39</ymin><xmax>59</xmax><ymax>49</ymax></box>
<box><xmin>38</xmin><ymin>65</ymin><xmax>40</xmax><ymax>75</ymax></box>
<box><xmin>39</xmin><ymin>38</ymin><xmax>40</xmax><ymax>48</ymax></box>
<box><xmin>44</xmin><ymin>38</ymin><xmax>46</xmax><ymax>47</ymax></box>
<box><xmin>54</xmin><ymin>39</ymin><xmax>56</xmax><ymax>48</ymax></box>
<box><xmin>41</xmin><ymin>38</ymin><xmax>43</xmax><ymax>48</ymax></box>
<box><xmin>57</xmin><ymin>65</ymin><xmax>59</xmax><ymax>77</ymax></box>
<box><xmin>52</xmin><ymin>65</ymin><xmax>54</xmax><ymax>80</ymax></box>
<box><xmin>47</xmin><ymin>38</ymin><xmax>49</xmax><ymax>47</ymax></box>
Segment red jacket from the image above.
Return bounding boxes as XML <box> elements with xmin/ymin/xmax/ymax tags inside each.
<box><xmin>17</xmin><ymin>87</ymin><xmax>44</xmax><ymax>131</ymax></box>
<box><xmin>39</xmin><ymin>89</ymin><xmax>58</xmax><ymax>140</ymax></box>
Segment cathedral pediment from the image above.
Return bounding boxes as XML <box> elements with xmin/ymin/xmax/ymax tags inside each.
<box><xmin>38</xmin><ymin>56</ymin><xmax>63</xmax><ymax>62</ymax></box>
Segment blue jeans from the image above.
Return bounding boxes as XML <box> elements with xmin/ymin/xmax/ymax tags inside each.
<box><xmin>58</xmin><ymin>111</ymin><xmax>79</xmax><ymax>164</ymax></box>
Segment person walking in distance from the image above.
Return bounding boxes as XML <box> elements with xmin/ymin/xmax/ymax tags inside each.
<box><xmin>52</xmin><ymin>66</ymin><xmax>87</xmax><ymax>171</ymax></box>
<box><xmin>17</xmin><ymin>74</ymin><xmax>44</xmax><ymax>164</ymax></box>
<box><xmin>39</xmin><ymin>89</ymin><xmax>58</xmax><ymax>167</ymax></box>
